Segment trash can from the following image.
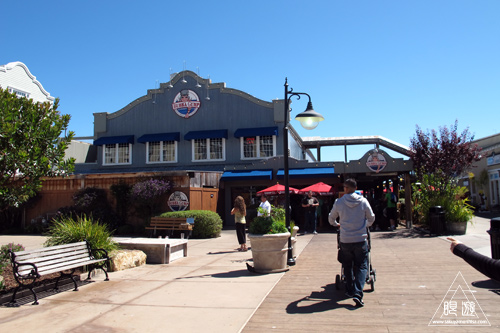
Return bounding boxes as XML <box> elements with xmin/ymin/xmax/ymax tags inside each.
<box><xmin>487</xmin><ymin>217</ymin><xmax>500</xmax><ymax>260</ymax></box>
<box><xmin>429</xmin><ymin>206</ymin><xmax>446</xmax><ymax>235</ymax></box>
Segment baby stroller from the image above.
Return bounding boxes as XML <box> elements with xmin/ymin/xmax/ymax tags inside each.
<box><xmin>335</xmin><ymin>227</ymin><xmax>376</xmax><ymax>292</ymax></box>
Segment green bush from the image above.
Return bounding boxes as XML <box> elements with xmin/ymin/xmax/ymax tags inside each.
<box><xmin>249</xmin><ymin>205</ymin><xmax>288</xmax><ymax>234</ymax></box>
<box><xmin>44</xmin><ymin>214</ymin><xmax>118</xmax><ymax>257</ymax></box>
<box><xmin>0</xmin><ymin>243</ymin><xmax>25</xmax><ymax>278</ymax></box>
<box><xmin>158</xmin><ymin>210</ymin><xmax>222</xmax><ymax>238</ymax></box>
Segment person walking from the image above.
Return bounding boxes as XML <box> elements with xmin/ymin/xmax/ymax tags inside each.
<box><xmin>231</xmin><ymin>196</ymin><xmax>247</xmax><ymax>251</ymax></box>
<box><xmin>384</xmin><ymin>188</ymin><xmax>397</xmax><ymax>230</ymax></box>
<box><xmin>328</xmin><ymin>179</ymin><xmax>375</xmax><ymax>307</ymax></box>
<box><xmin>302</xmin><ymin>190</ymin><xmax>319</xmax><ymax>234</ymax></box>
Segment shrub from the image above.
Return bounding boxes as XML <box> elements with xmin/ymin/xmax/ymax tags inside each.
<box><xmin>0</xmin><ymin>243</ymin><xmax>25</xmax><ymax>262</ymax></box>
<box><xmin>158</xmin><ymin>210</ymin><xmax>222</xmax><ymax>239</ymax></box>
<box><xmin>249</xmin><ymin>205</ymin><xmax>288</xmax><ymax>234</ymax></box>
<box><xmin>44</xmin><ymin>214</ymin><xmax>118</xmax><ymax>258</ymax></box>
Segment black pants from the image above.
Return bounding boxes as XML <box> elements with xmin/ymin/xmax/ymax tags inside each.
<box><xmin>236</xmin><ymin>223</ymin><xmax>246</xmax><ymax>244</ymax></box>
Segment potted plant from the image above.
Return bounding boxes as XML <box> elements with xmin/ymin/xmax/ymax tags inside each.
<box><xmin>443</xmin><ymin>186</ymin><xmax>474</xmax><ymax>235</ymax></box>
<box><xmin>247</xmin><ymin>206</ymin><xmax>290</xmax><ymax>273</ymax></box>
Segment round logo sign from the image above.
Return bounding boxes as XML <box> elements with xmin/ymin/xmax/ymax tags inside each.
<box><xmin>366</xmin><ymin>153</ymin><xmax>387</xmax><ymax>173</ymax></box>
<box><xmin>172</xmin><ymin>89</ymin><xmax>201</xmax><ymax>118</ymax></box>
<box><xmin>168</xmin><ymin>191</ymin><xmax>189</xmax><ymax>211</ymax></box>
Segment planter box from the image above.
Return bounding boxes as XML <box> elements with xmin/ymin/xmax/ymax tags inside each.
<box><xmin>248</xmin><ymin>232</ymin><xmax>290</xmax><ymax>274</ymax></box>
<box><xmin>446</xmin><ymin>221</ymin><xmax>468</xmax><ymax>235</ymax></box>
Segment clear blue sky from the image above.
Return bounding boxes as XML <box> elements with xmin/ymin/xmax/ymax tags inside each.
<box><xmin>2</xmin><ymin>0</ymin><xmax>499</xmax><ymax>162</ymax></box>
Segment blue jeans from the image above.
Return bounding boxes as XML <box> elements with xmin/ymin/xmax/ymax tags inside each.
<box><xmin>304</xmin><ymin>210</ymin><xmax>317</xmax><ymax>232</ymax></box>
<box><xmin>340</xmin><ymin>241</ymin><xmax>368</xmax><ymax>298</ymax></box>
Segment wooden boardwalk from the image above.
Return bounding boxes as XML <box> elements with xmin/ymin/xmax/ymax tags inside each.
<box><xmin>243</xmin><ymin>230</ymin><xmax>500</xmax><ymax>332</ymax></box>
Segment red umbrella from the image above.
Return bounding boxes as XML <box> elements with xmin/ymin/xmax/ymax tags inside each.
<box><xmin>257</xmin><ymin>183</ymin><xmax>299</xmax><ymax>196</ymax></box>
<box><xmin>299</xmin><ymin>182</ymin><xmax>334</xmax><ymax>196</ymax></box>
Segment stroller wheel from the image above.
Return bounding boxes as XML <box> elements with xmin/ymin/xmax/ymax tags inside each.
<box><xmin>370</xmin><ymin>277</ymin><xmax>375</xmax><ymax>292</ymax></box>
<box><xmin>335</xmin><ymin>274</ymin><xmax>341</xmax><ymax>290</ymax></box>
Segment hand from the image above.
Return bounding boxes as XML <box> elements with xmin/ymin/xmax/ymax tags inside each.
<box><xmin>447</xmin><ymin>237</ymin><xmax>461</xmax><ymax>252</ymax></box>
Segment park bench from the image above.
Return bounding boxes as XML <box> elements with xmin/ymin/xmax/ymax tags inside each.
<box><xmin>8</xmin><ymin>240</ymin><xmax>110</xmax><ymax>305</ymax></box>
<box><xmin>145</xmin><ymin>217</ymin><xmax>194</xmax><ymax>238</ymax></box>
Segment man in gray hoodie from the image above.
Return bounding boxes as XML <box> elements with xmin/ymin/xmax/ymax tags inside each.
<box><xmin>328</xmin><ymin>178</ymin><xmax>375</xmax><ymax>307</ymax></box>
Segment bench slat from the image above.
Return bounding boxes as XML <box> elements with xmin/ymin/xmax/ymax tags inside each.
<box><xmin>16</xmin><ymin>248</ymin><xmax>90</xmax><ymax>265</ymax></box>
<box><xmin>17</xmin><ymin>253</ymin><xmax>92</xmax><ymax>274</ymax></box>
<box><xmin>14</xmin><ymin>241</ymin><xmax>87</xmax><ymax>256</ymax></box>
<box><xmin>14</xmin><ymin>244</ymin><xmax>89</xmax><ymax>261</ymax></box>
<box><xmin>38</xmin><ymin>259</ymin><xmax>106</xmax><ymax>276</ymax></box>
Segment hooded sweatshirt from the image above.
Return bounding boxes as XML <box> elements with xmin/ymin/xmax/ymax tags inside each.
<box><xmin>328</xmin><ymin>193</ymin><xmax>375</xmax><ymax>243</ymax></box>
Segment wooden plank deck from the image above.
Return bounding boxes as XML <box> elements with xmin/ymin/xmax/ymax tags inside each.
<box><xmin>243</xmin><ymin>230</ymin><xmax>500</xmax><ymax>332</ymax></box>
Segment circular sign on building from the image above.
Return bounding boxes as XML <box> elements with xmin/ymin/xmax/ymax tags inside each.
<box><xmin>172</xmin><ymin>89</ymin><xmax>201</xmax><ymax>118</ymax></box>
<box><xmin>366</xmin><ymin>152</ymin><xmax>387</xmax><ymax>173</ymax></box>
<box><xmin>168</xmin><ymin>191</ymin><xmax>190</xmax><ymax>211</ymax></box>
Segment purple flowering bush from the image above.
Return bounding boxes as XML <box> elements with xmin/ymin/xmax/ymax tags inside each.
<box><xmin>131</xmin><ymin>178</ymin><xmax>172</xmax><ymax>220</ymax></box>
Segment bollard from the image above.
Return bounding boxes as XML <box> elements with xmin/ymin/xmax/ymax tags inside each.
<box><xmin>429</xmin><ymin>206</ymin><xmax>446</xmax><ymax>235</ymax></box>
<box><xmin>487</xmin><ymin>217</ymin><xmax>500</xmax><ymax>260</ymax></box>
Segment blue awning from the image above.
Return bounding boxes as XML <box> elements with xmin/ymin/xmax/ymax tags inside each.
<box><xmin>184</xmin><ymin>129</ymin><xmax>228</xmax><ymax>140</ymax></box>
<box><xmin>93</xmin><ymin>135</ymin><xmax>134</xmax><ymax>146</ymax></box>
<box><xmin>137</xmin><ymin>132</ymin><xmax>180</xmax><ymax>143</ymax></box>
<box><xmin>220</xmin><ymin>170</ymin><xmax>273</xmax><ymax>181</ymax></box>
<box><xmin>277</xmin><ymin>167</ymin><xmax>335</xmax><ymax>179</ymax></box>
<box><xmin>234</xmin><ymin>126</ymin><xmax>279</xmax><ymax>138</ymax></box>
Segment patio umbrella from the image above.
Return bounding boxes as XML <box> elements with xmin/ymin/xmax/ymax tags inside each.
<box><xmin>298</xmin><ymin>182</ymin><xmax>334</xmax><ymax>196</ymax></box>
<box><xmin>257</xmin><ymin>183</ymin><xmax>299</xmax><ymax>196</ymax></box>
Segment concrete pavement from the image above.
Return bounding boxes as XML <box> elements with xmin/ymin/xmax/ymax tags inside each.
<box><xmin>0</xmin><ymin>215</ymin><xmax>498</xmax><ymax>332</ymax></box>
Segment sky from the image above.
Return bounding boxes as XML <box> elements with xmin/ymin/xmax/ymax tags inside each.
<box><xmin>2</xmin><ymin>0</ymin><xmax>499</xmax><ymax>162</ymax></box>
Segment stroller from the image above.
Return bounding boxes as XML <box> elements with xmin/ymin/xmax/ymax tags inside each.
<box><xmin>335</xmin><ymin>227</ymin><xmax>376</xmax><ymax>292</ymax></box>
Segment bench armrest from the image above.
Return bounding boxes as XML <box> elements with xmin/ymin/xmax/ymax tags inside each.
<box><xmin>90</xmin><ymin>248</ymin><xmax>110</xmax><ymax>261</ymax></box>
<box><xmin>13</xmin><ymin>262</ymin><xmax>40</xmax><ymax>279</ymax></box>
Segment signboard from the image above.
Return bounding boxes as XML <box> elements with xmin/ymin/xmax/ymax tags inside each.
<box><xmin>172</xmin><ymin>89</ymin><xmax>201</xmax><ymax>118</ymax></box>
<box><xmin>167</xmin><ymin>191</ymin><xmax>189</xmax><ymax>211</ymax></box>
<box><xmin>366</xmin><ymin>152</ymin><xmax>387</xmax><ymax>173</ymax></box>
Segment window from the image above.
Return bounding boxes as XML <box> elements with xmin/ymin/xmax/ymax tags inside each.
<box><xmin>146</xmin><ymin>141</ymin><xmax>177</xmax><ymax>163</ymax></box>
<box><xmin>192</xmin><ymin>138</ymin><xmax>225</xmax><ymax>161</ymax></box>
<box><xmin>7</xmin><ymin>87</ymin><xmax>30</xmax><ymax>99</ymax></box>
<box><xmin>241</xmin><ymin>135</ymin><xmax>276</xmax><ymax>159</ymax></box>
<box><xmin>103</xmin><ymin>143</ymin><xmax>132</xmax><ymax>165</ymax></box>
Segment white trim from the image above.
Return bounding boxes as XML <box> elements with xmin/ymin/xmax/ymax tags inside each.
<box><xmin>145</xmin><ymin>141</ymin><xmax>178</xmax><ymax>164</ymax></box>
<box><xmin>240</xmin><ymin>135</ymin><xmax>276</xmax><ymax>160</ymax></box>
<box><xmin>191</xmin><ymin>138</ymin><xmax>226</xmax><ymax>162</ymax></box>
<box><xmin>102</xmin><ymin>143</ymin><xmax>132</xmax><ymax>166</ymax></box>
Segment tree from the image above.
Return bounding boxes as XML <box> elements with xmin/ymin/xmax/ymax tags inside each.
<box><xmin>0</xmin><ymin>87</ymin><xmax>75</xmax><ymax>211</ymax></box>
<box><xmin>409</xmin><ymin>120</ymin><xmax>482</xmax><ymax>183</ymax></box>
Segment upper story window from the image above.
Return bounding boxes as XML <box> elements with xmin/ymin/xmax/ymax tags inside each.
<box><xmin>7</xmin><ymin>86</ymin><xmax>30</xmax><ymax>99</ymax></box>
<box><xmin>147</xmin><ymin>141</ymin><xmax>177</xmax><ymax>163</ymax></box>
<box><xmin>184</xmin><ymin>130</ymin><xmax>228</xmax><ymax>162</ymax></box>
<box><xmin>104</xmin><ymin>143</ymin><xmax>132</xmax><ymax>165</ymax></box>
<box><xmin>93</xmin><ymin>135</ymin><xmax>135</xmax><ymax>166</ymax></box>
<box><xmin>234</xmin><ymin>127</ymin><xmax>278</xmax><ymax>160</ymax></box>
<box><xmin>193</xmin><ymin>137</ymin><xmax>225</xmax><ymax>161</ymax></box>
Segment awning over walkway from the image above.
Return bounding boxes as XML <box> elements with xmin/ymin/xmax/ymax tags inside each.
<box><xmin>234</xmin><ymin>127</ymin><xmax>279</xmax><ymax>138</ymax></box>
<box><xmin>277</xmin><ymin>167</ymin><xmax>335</xmax><ymax>179</ymax></box>
<box><xmin>93</xmin><ymin>135</ymin><xmax>134</xmax><ymax>146</ymax></box>
<box><xmin>137</xmin><ymin>132</ymin><xmax>180</xmax><ymax>143</ymax></box>
<box><xmin>220</xmin><ymin>170</ymin><xmax>273</xmax><ymax>181</ymax></box>
<box><xmin>184</xmin><ymin>129</ymin><xmax>228</xmax><ymax>140</ymax></box>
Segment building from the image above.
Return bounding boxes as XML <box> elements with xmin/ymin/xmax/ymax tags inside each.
<box><xmin>29</xmin><ymin>70</ymin><xmax>414</xmax><ymax>228</ymax></box>
<box><xmin>461</xmin><ymin>133</ymin><xmax>500</xmax><ymax>211</ymax></box>
<box><xmin>0</xmin><ymin>61</ymin><xmax>54</xmax><ymax>103</ymax></box>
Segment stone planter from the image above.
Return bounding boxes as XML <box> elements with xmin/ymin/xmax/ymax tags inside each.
<box><xmin>446</xmin><ymin>221</ymin><xmax>468</xmax><ymax>235</ymax></box>
<box><xmin>248</xmin><ymin>232</ymin><xmax>291</xmax><ymax>274</ymax></box>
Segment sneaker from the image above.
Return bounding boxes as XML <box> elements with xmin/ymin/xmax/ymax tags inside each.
<box><xmin>353</xmin><ymin>296</ymin><xmax>364</xmax><ymax>307</ymax></box>
<box><xmin>313</xmin><ymin>231</ymin><xmax>318</xmax><ymax>235</ymax></box>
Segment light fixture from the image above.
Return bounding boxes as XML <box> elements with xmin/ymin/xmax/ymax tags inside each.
<box><xmin>294</xmin><ymin>102</ymin><xmax>324</xmax><ymax>130</ymax></box>
<box><xmin>181</xmin><ymin>61</ymin><xmax>187</xmax><ymax>84</ymax></box>
<box><xmin>195</xmin><ymin>67</ymin><xmax>202</xmax><ymax>88</ymax></box>
<box><xmin>283</xmin><ymin>77</ymin><xmax>324</xmax><ymax>266</ymax></box>
<box><xmin>168</xmin><ymin>68</ymin><xmax>174</xmax><ymax>88</ymax></box>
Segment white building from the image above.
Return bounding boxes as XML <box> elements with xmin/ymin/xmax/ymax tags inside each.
<box><xmin>0</xmin><ymin>61</ymin><xmax>54</xmax><ymax>103</ymax></box>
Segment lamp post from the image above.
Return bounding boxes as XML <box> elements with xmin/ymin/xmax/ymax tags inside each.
<box><xmin>283</xmin><ymin>78</ymin><xmax>324</xmax><ymax>266</ymax></box>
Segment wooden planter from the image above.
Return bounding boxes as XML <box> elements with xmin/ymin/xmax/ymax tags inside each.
<box><xmin>248</xmin><ymin>232</ymin><xmax>291</xmax><ymax>274</ymax></box>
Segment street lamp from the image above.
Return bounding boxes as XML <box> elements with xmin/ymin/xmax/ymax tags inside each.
<box><xmin>283</xmin><ymin>78</ymin><xmax>324</xmax><ymax>266</ymax></box>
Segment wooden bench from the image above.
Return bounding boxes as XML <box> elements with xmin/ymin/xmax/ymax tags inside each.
<box><xmin>8</xmin><ymin>240</ymin><xmax>110</xmax><ymax>305</ymax></box>
<box><xmin>145</xmin><ymin>217</ymin><xmax>194</xmax><ymax>238</ymax></box>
